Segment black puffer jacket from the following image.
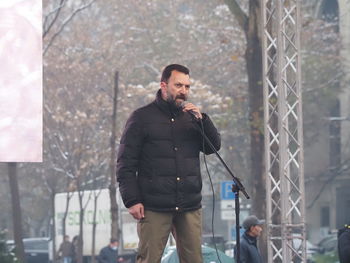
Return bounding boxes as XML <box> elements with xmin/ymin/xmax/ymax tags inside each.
<box><xmin>338</xmin><ymin>226</ymin><xmax>350</xmax><ymax>263</ymax></box>
<box><xmin>117</xmin><ymin>90</ymin><xmax>221</xmax><ymax>212</ymax></box>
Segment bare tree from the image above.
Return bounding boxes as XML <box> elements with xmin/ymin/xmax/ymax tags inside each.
<box><xmin>90</xmin><ymin>188</ymin><xmax>103</xmax><ymax>263</ymax></box>
<box><xmin>43</xmin><ymin>174</ymin><xmax>60</xmax><ymax>263</ymax></box>
<box><xmin>224</xmin><ymin>0</ymin><xmax>265</xmax><ymax>226</ymax></box>
<box><xmin>109</xmin><ymin>72</ymin><xmax>120</xmax><ymax>242</ymax></box>
<box><xmin>76</xmin><ymin>187</ymin><xmax>92</xmax><ymax>263</ymax></box>
<box><xmin>8</xmin><ymin>163</ymin><xmax>26</xmax><ymax>263</ymax></box>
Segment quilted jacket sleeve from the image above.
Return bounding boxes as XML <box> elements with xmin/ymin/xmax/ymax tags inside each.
<box><xmin>197</xmin><ymin>113</ymin><xmax>221</xmax><ymax>155</ymax></box>
<box><xmin>116</xmin><ymin>110</ymin><xmax>144</xmax><ymax>208</ymax></box>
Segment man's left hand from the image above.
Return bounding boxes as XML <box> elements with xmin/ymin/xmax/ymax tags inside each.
<box><xmin>182</xmin><ymin>102</ymin><xmax>202</xmax><ymax>119</ymax></box>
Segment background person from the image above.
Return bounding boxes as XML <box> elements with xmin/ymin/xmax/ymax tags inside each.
<box><xmin>97</xmin><ymin>238</ymin><xmax>119</xmax><ymax>263</ymax></box>
<box><xmin>338</xmin><ymin>223</ymin><xmax>350</xmax><ymax>263</ymax></box>
<box><xmin>57</xmin><ymin>235</ymin><xmax>74</xmax><ymax>263</ymax></box>
<box><xmin>235</xmin><ymin>215</ymin><xmax>265</xmax><ymax>263</ymax></box>
<box><xmin>71</xmin><ymin>235</ymin><xmax>79</xmax><ymax>263</ymax></box>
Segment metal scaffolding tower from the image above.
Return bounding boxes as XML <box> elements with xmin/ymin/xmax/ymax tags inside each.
<box><xmin>261</xmin><ymin>0</ymin><xmax>307</xmax><ymax>262</ymax></box>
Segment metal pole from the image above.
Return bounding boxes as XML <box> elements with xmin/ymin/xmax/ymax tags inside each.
<box><xmin>234</xmin><ymin>191</ymin><xmax>240</xmax><ymax>263</ymax></box>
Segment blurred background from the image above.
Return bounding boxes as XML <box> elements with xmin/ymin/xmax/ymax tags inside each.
<box><xmin>0</xmin><ymin>0</ymin><xmax>349</xmax><ymax>263</ymax></box>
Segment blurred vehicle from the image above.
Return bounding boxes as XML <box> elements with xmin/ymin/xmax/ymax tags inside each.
<box><xmin>317</xmin><ymin>234</ymin><xmax>338</xmax><ymax>254</ymax></box>
<box><xmin>161</xmin><ymin>245</ymin><xmax>234</xmax><ymax>263</ymax></box>
<box><xmin>6</xmin><ymin>237</ymin><xmax>50</xmax><ymax>263</ymax></box>
<box><xmin>306</xmin><ymin>240</ymin><xmax>322</xmax><ymax>258</ymax></box>
<box><xmin>6</xmin><ymin>238</ymin><xmax>136</xmax><ymax>263</ymax></box>
<box><xmin>202</xmin><ymin>234</ymin><xmax>225</xmax><ymax>252</ymax></box>
<box><xmin>292</xmin><ymin>238</ymin><xmax>322</xmax><ymax>263</ymax></box>
<box><xmin>308</xmin><ymin>234</ymin><xmax>339</xmax><ymax>263</ymax></box>
<box><xmin>224</xmin><ymin>240</ymin><xmax>235</xmax><ymax>258</ymax></box>
<box><xmin>5</xmin><ymin>239</ymin><xmax>15</xmax><ymax>252</ymax></box>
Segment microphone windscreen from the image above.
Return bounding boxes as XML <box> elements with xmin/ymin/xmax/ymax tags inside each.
<box><xmin>180</xmin><ymin>101</ymin><xmax>189</xmax><ymax>108</ymax></box>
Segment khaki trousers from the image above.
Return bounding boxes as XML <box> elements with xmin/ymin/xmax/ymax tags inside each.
<box><xmin>136</xmin><ymin>209</ymin><xmax>203</xmax><ymax>263</ymax></box>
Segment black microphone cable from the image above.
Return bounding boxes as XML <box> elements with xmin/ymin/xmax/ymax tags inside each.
<box><xmin>199</xmin><ymin>119</ymin><xmax>223</xmax><ymax>263</ymax></box>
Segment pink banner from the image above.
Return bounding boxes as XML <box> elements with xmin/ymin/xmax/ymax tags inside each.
<box><xmin>0</xmin><ymin>0</ymin><xmax>42</xmax><ymax>162</ymax></box>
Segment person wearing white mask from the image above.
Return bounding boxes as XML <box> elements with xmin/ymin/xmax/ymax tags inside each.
<box><xmin>97</xmin><ymin>238</ymin><xmax>119</xmax><ymax>263</ymax></box>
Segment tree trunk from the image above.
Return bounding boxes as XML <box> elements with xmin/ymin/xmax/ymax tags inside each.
<box><xmin>245</xmin><ymin>2</ymin><xmax>267</xmax><ymax>261</ymax></box>
<box><xmin>246</xmin><ymin>32</ymin><xmax>268</xmax><ymax>263</ymax></box>
<box><xmin>110</xmin><ymin>71</ymin><xmax>119</xmax><ymax>241</ymax></box>
<box><xmin>51</xmin><ymin>191</ymin><xmax>57</xmax><ymax>263</ymax></box>
<box><xmin>62</xmin><ymin>190</ymin><xmax>72</xmax><ymax>242</ymax></box>
<box><xmin>225</xmin><ymin>0</ymin><xmax>267</xmax><ymax>260</ymax></box>
<box><xmin>77</xmin><ymin>192</ymin><xmax>84</xmax><ymax>263</ymax></box>
<box><xmin>8</xmin><ymin>163</ymin><xmax>26</xmax><ymax>263</ymax></box>
<box><xmin>91</xmin><ymin>190</ymin><xmax>102</xmax><ymax>263</ymax></box>
<box><xmin>245</xmin><ymin>0</ymin><xmax>266</xmax><ymax>227</ymax></box>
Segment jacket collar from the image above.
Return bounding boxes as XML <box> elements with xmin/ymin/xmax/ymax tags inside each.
<box><xmin>243</xmin><ymin>231</ymin><xmax>258</xmax><ymax>245</ymax></box>
<box><xmin>154</xmin><ymin>89</ymin><xmax>182</xmax><ymax>117</ymax></box>
<box><xmin>338</xmin><ymin>226</ymin><xmax>350</xmax><ymax>237</ymax></box>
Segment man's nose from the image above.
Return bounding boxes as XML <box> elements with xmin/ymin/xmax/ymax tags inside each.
<box><xmin>180</xmin><ymin>86</ymin><xmax>187</xmax><ymax>94</ymax></box>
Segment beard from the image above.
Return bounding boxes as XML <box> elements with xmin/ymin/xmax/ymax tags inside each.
<box><xmin>167</xmin><ymin>93</ymin><xmax>187</xmax><ymax>109</ymax></box>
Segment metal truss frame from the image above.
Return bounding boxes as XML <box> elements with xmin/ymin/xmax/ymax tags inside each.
<box><xmin>261</xmin><ymin>0</ymin><xmax>306</xmax><ymax>262</ymax></box>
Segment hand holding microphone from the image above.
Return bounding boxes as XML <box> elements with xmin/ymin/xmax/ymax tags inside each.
<box><xmin>181</xmin><ymin>101</ymin><xmax>203</xmax><ymax>119</ymax></box>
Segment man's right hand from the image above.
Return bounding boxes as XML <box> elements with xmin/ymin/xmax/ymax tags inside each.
<box><xmin>128</xmin><ymin>203</ymin><xmax>145</xmax><ymax>220</ymax></box>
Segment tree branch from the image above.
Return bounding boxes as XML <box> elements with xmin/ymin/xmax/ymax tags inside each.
<box><xmin>143</xmin><ymin>63</ymin><xmax>160</xmax><ymax>77</ymax></box>
<box><xmin>43</xmin><ymin>0</ymin><xmax>66</xmax><ymax>38</ymax></box>
<box><xmin>53</xmin><ymin>167</ymin><xmax>75</xmax><ymax>179</ymax></box>
<box><xmin>224</xmin><ymin>0</ymin><xmax>249</xmax><ymax>32</ymax></box>
<box><xmin>43</xmin><ymin>0</ymin><xmax>97</xmax><ymax>55</ymax></box>
<box><xmin>306</xmin><ymin>154</ymin><xmax>350</xmax><ymax>209</ymax></box>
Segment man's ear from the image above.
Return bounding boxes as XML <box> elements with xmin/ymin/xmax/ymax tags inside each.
<box><xmin>160</xmin><ymin>82</ymin><xmax>167</xmax><ymax>99</ymax></box>
<box><xmin>160</xmin><ymin>81</ymin><xmax>167</xmax><ymax>90</ymax></box>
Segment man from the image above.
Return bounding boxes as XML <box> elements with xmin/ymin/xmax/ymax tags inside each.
<box><xmin>117</xmin><ymin>64</ymin><xmax>221</xmax><ymax>263</ymax></box>
<box><xmin>338</xmin><ymin>224</ymin><xmax>350</xmax><ymax>263</ymax></box>
<box><xmin>57</xmin><ymin>235</ymin><xmax>74</xmax><ymax>263</ymax></box>
<box><xmin>97</xmin><ymin>238</ymin><xmax>119</xmax><ymax>263</ymax></box>
<box><xmin>235</xmin><ymin>215</ymin><xmax>265</xmax><ymax>263</ymax></box>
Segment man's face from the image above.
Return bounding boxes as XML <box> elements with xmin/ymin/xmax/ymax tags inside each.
<box><xmin>160</xmin><ymin>70</ymin><xmax>190</xmax><ymax>108</ymax></box>
<box><xmin>249</xmin><ymin>225</ymin><xmax>263</xmax><ymax>237</ymax></box>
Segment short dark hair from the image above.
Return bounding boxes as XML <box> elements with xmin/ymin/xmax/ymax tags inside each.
<box><xmin>110</xmin><ymin>238</ymin><xmax>118</xmax><ymax>244</ymax></box>
<box><xmin>161</xmin><ymin>64</ymin><xmax>190</xmax><ymax>83</ymax></box>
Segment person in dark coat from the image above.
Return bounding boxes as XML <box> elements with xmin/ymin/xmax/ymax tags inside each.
<box><xmin>57</xmin><ymin>235</ymin><xmax>74</xmax><ymax>263</ymax></box>
<box><xmin>98</xmin><ymin>238</ymin><xmax>119</xmax><ymax>263</ymax></box>
<box><xmin>235</xmin><ymin>215</ymin><xmax>265</xmax><ymax>263</ymax></box>
<box><xmin>71</xmin><ymin>235</ymin><xmax>79</xmax><ymax>263</ymax></box>
<box><xmin>117</xmin><ymin>64</ymin><xmax>221</xmax><ymax>263</ymax></box>
<box><xmin>338</xmin><ymin>224</ymin><xmax>350</xmax><ymax>263</ymax></box>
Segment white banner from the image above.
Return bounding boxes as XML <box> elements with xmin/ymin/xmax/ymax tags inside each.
<box><xmin>0</xmin><ymin>0</ymin><xmax>42</xmax><ymax>162</ymax></box>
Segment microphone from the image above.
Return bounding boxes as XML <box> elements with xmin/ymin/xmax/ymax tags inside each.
<box><xmin>181</xmin><ymin>101</ymin><xmax>201</xmax><ymax>119</ymax></box>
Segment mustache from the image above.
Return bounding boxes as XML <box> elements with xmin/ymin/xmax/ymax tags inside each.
<box><xmin>176</xmin><ymin>95</ymin><xmax>186</xmax><ymax>100</ymax></box>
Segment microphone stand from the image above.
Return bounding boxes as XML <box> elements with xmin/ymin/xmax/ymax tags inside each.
<box><xmin>193</xmin><ymin>117</ymin><xmax>250</xmax><ymax>263</ymax></box>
